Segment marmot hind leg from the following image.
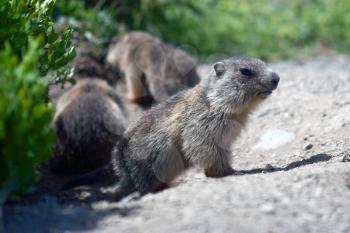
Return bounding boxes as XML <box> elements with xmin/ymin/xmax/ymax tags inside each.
<box><xmin>125</xmin><ymin>64</ymin><xmax>148</xmax><ymax>102</ymax></box>
<box><xmin>146</xmin><ymin>75</ymin><xmax>173</xmax><ymax>102</ymax></box>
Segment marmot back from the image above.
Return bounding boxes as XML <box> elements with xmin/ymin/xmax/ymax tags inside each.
<box><xmin>51</xmin><ymin>79</ymin><xmax>127</xmax><ymax>174</ymax></box>
<box><xmin>106</xmin><ymin>31</ymin><xmax>200</xmax><ymax>103</ymax></box>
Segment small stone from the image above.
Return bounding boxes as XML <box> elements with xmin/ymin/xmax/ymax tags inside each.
<box><xmin>294</xmin><ymin>151</ymin><xmax>301</xmax><ymax>157</ymax></box>
<box><xmin>260</xmin><ymin>203</ymin><xmax>276</xmax><ymax>214</ymax></box>
<box><xmin>78</xmin><ymin>191</ymin><xmax>91</xmax><ymax>200</ymax></box>
<box><xmin>303</xmin><ymin>143</ymin><xmax>313</xmax><ymax>150</ymax></box>
<box><xmin>253</xmin><ymin>129</ymin><xmax>295</xmax><ymax>150</ymax></box>
<box><xmin>121</xmin><ymin>191</ymin><xmax>141</xmax><ymax>203</ymax></box>
<box><xmin>342</xmin><ymin>154</ymin><xmax>350</xmax><ymax>162</ymax></box>
<box><xmin>263</xmin><ymin>164</ymin><xmax>275</xmax><ymax>172</ymax></box>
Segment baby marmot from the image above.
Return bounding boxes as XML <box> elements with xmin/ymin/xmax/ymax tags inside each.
<box><xmin>51</xmin><ymin>79</ymin><xmax>127</xmax><ymax>174</ymax></box>
<box><xmin>106</xmin><ymin>31</ymin><xmax>200</xmax><ymax>103</ymax></box>
<box><xmin>110</xmin><ymin>57</ymin><xmax>280</xmax><ymax>200</ymax></box>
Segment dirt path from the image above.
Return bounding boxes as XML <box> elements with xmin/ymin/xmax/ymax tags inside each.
<box><xmin>3</xmin><ymin>56</ymin><xmax>350</xmax><ymax>233</ymax></box>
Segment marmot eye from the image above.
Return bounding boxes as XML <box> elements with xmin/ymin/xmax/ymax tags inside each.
<box><xmin>240</xmin><ymin>68</ymin><xmax>254</xmax><ymax>77</ymax></box>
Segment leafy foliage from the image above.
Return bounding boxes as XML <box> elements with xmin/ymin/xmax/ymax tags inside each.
<box><xmin>0</xmin><ymin>40</ymin><xmax>54</xmax><ymax>201</ymax></box>
<box><xmin>0</xmin><ymin>0</ymin><xmax>74</xmax><ymax>202</ymax></box>
<box><xmin>0</xmin><ymin>0</ymin><xmax>75</xmax><ymax>78</ymax></box>
<box><xmin>55</xmin><ymin>0</ymin><xmax>350</xmax><ymax>61</ymax></box>
<box><xmin>54</xmin><ymin>0</ymin><xmax>120</xmax><ymax>52</ymax></box>
<box><xmin>135</xmin><ymin>0</ymin><xmax>350</xmax><ymax>61</ymax></box>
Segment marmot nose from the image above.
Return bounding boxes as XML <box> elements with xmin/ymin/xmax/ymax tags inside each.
<box><xmin>270</xmin><ymin>72</ymin><xmax>280</xmax><ymax>89</ymax></box>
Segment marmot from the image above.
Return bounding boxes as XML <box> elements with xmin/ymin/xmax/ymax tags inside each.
<box><xmin>51</xmin><ymin>78</ymin><xmax>127</xmax><ymax>174</ymax></box>
<box><xmin>109</xmin><ymin>57</ymin><xmax>280</xmax><ymax>200</ymax></box>
<box><xmin>106</xmin><ymin>31</ymin><xmax>200</xmax><ymax>103</ymax></box>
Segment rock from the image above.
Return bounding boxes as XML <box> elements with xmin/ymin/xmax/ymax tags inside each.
<box><xmin>263</xmin><ymin>164</ymin><xmax>275</xmax><ymax>172</ymax></box>
<box><xmin>120</xmin><ymin>192</ymin><xmax>141</xmax><ymax>203</ymax></box>
<box><xmin>253</xmin><ymin>129</ymin><xmax>295</xmax><ymax>150</ymax></box>
<box><xmin>260</xmin><ymin>203</ymin><xmax>276</xmax><ymax>214</ymax></box>
<box><xmin>303</xmin><ymin>143</ymin><xmax>313</xmax><ymax>150</ymax></box>
<box><xmin>77</xmin><ymin>191</ymin><xmax>91</xmax><ymax>200</ymax></box>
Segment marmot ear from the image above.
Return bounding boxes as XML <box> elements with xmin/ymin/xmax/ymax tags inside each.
<box><xmin>214</xmin><ymin>62</ymin><xmax>226</xmax><ymax>76</ymax></box>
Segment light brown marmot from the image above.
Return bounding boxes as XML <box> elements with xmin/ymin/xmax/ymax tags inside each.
<box><xmin>106</xmin><ymin>31</ymin><xmax>200</xmax><ymax>103</ymax></box>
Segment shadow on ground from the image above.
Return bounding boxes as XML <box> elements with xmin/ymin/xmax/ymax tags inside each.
<box><xmin>4</xmin><ymin>198</ymin><xmax>138</xmax><ymax>233</ymax></box>
<box><xmin>236</xmin><ymin>153</ymin><xmax>332</xmax><ymax>175</ymax></box>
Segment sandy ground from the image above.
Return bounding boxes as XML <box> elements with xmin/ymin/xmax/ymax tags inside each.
<box><xmin>3</xmin><ymin>56</ymin><xmax>350</xmax><ymax>233</ymax></box>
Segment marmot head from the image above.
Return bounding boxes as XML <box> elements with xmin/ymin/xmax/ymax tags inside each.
<box><xmin>204</xmin><ymin>57</ymin><xmax>279</xmax><ymax>114</ymax></box>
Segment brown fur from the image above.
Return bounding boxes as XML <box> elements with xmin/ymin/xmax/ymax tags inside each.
<box><xmin>110</xmin><ymin>57</ymin><xmax>280</xmax><ymax>200</ymax></box>
<box><xmin>51</xmin><ymin>78</ymin><xmax>127</xmax><ymax>174</ymax></box>
<box><xmin>106</xmin><ymin>31</ymin><xmax>200</xmax><ymax>103</ymax></box>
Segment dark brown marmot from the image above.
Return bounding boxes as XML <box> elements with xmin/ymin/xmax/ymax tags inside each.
<box><xmin>50</xmin><ymin>78</ymin><xmax>127</xmax><ymax>174</ymax></box>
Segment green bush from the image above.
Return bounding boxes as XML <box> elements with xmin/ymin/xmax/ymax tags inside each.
<box><xmin>148</xmin><ymin>0</ymin><xmax>350</xmax><ymax>61</ymax></box>
<box><xmin>0</xmin><ymin>0</ymin><xmax>75</xmax><ymax>78</ymax></box>
<box><xmin>53</xmin><ymin>0</ymin><xmax>204</xmax><ymax>54</ymax></box>
<box><xmin>54</xmin><ymin>0</ymin><xmax>120</xmax><ymax>54</ymax></box>
<box><xmin>54</xmin><ymin>0</ymin><xmax>350</xmax><ymax>61</ymax></box>
<box><xmin>0</xmin><ymin>39</ymin><xmax>54</xmax><ymax>202</ymax></box>
<box><xmin>0</xmin><ymin>0</ymin><xmax>75</xmax><ymax>202</ymax></box>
